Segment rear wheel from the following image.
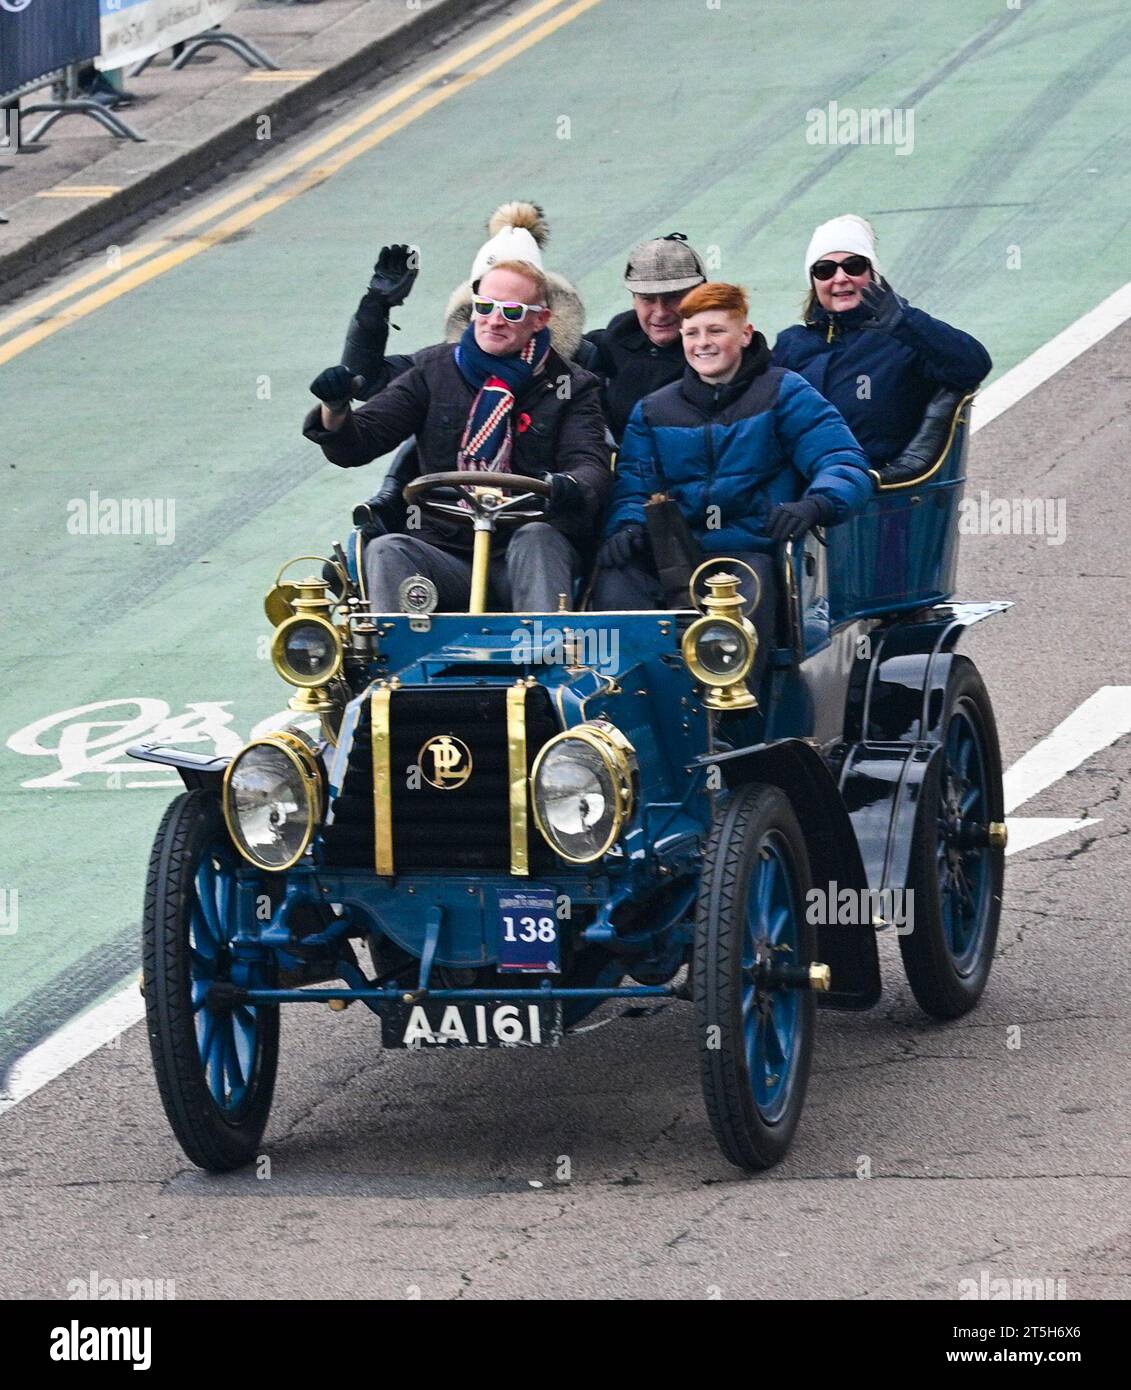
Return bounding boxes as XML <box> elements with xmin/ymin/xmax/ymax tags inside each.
<box><xmin>694</xmin><ymin>784</ymin><xmax>816</xmax><ymax>1171</ymax></box>
<box><xmin>143</xmin><ymin>790</ymin><xmax>278</xmax><ymax>1171</ymax></box>
<box><xmin>899</xmin><ymin>657</ymin><xmax>1005</xmax><ymax>1019</ymax></box>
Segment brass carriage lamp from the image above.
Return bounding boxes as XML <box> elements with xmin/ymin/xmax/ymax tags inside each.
<box><xmin>268</xmin><ymin>572</ymin><xmax>344</xmax><ymax>715</ymax></box>
<box><xmin>681</xmin><ymin>571</ymin><xmax>759</xmax><ymax>712</ymax></box>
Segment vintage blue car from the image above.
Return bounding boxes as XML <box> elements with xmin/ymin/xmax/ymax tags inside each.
<box><xmin>131</xmin><ymin>387</ymin><xmax>1007</xmax><ymax>1173</ymax></box>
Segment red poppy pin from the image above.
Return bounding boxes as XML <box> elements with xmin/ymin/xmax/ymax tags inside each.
<box><xmin>517</xmin><ymin>412</ymin><xmax>532</xmax><ymax>433</ymax></box>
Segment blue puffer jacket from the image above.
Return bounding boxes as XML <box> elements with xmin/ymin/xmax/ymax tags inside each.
<box><xmin>772</xmin><ymin>297</ymin><xmax>991</xmax><ymax>465</ymax></box>
<box><xmin>604</xmin><ymin>346</ymin><xmax>874</xmax><ymax>555</ymax></box>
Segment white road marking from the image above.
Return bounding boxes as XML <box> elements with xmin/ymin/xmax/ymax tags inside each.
<box><xmin>1004</xmin><ymin>687</ymin><xmax>1131</xmax><ymax>814</ymax></box>
<box><xmin>972</xmin><ymin>280</ymin><xmax>1131</xmax><ymax>433</ymax></box>
<box><xmin>1003</xmin><ymin>687</ymin><xmax>1131</xmax><ymax>854</ymax></box>
<box><xmin>0</xmin><ymin>986</ymin><xmax>144</xmax><ymax>1115</ymax></box>
<box><xmin>1005</xmin><ymin>816</ymin><xmax>1099</xmax><ymax>857</ymax></box>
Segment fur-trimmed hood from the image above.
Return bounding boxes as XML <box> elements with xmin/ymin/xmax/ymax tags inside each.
<box><xmin>442</xmin><ymin>271</ymin><xmax>587</xmax><ymax>363</ymax></box>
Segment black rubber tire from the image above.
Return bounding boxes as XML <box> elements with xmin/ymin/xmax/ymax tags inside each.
<box><xmin>143</xmin><ymin>790</ymin><xmax>278</xmax><ymax>1171</ymax></box>
<box><xmin>694</xmin><ymin>783</ymin><xmax>817</xmax><ymax>1172</ymax></box>
<box><xmin>899</xmin><ymin>656</ymin><xmax>1005</xmax><ymax>1019</ymax></box>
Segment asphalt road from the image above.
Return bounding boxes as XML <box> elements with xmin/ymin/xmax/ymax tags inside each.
<box><xmin>0</xmin><ymin>0</ymin><xmax>1129</xmax><ymax>1300</ymax></box>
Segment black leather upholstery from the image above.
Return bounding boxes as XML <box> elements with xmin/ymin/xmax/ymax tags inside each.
<box><xmin>875</xmin><ymin>387</ymin><xmax>966</xmax><ymax>487</ymax></box>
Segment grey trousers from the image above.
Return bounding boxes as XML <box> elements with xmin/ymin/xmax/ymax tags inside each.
<box><xmin>365</xmin><ymin>524</ymin><xmax>580</xmax><ymax>613</ymax></box>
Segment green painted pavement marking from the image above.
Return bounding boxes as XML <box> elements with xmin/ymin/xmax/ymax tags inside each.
<box><xmin>3</xmin><ymin>0</ymin><xmax>1129</xmax><ymax>1050</ymax></box>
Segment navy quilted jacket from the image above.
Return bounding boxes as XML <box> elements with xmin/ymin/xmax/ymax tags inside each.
<box><xmin>604</xmin><ymin>347</ymin><xmax>873</xmax><ymax>554</ymax></box>
<box><xmin>772</xmin><ymin>298</ymin><xmax>991</xmax><ymax>465</ymax></box>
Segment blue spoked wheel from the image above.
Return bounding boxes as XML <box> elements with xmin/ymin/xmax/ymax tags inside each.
<box><xmin>143</xmin><ymin>790</ymin><xmax>278</xmax><ymax>1171</ymax></box>
<box><xmin>899</xmin><ymin>656</ymin><xmax>1005</xmax><ymax>1019</ymax></box>
<box><xmin>694</xmin><ymin>783</ymin><xmax>816</xmax><ymax>1171</ymax></box>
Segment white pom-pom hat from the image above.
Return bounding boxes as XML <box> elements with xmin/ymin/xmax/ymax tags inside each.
<box><xmin>471</xmin><ymin>201</ymin><xmax>549</xmax><ymax>285</ymax></box>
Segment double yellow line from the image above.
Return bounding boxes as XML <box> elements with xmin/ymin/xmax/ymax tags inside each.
<box><xmin>0</xmin><ymin>0</ymin><xmax>603</xmax><ymax>368</ymax></box>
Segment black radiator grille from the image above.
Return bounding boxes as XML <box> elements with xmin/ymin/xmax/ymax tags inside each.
<box><xmin>320</xmin><ymin>685</ymin><xmax>558</xmax><ymax>873</ymax></box>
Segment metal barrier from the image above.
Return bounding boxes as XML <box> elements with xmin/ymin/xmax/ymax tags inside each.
<box><xmin>0</xmin><ymin>0</ymin><xmax>282</xmax><ymax>219</ymax></box>
<box><xmin>0</xmin><ymin>0</ymin><xmax>141</xmax><ymax>144</ymax></box>
<box><xmin>0</xmin><ymin>0</ymin><xmax>100</xmax><ymax>97</ymax></box>
<box><xmin>130</xmin><ymin>27</ymin><xmax>279</xmax><ymax>77</ymax></box>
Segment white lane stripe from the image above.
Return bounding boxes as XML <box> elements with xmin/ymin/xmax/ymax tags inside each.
<box><xmin>972</xmin><ymin>280</ymin><xmax>1131</xmax><ymax>433</ymax></box>
<box><xmin>1005</xmin><ymin>816</ymin><xmax>1099</xmax><ymax>857</ymax></box>
<box><xmin>0</xmin><ymin>985</ymin><xmax>144</xmax><ymax>1115</ymax></box>
<box><xmin>3</xmin><ymin>288</ymin><xmax>1130</xmax><ymax>1119</ymax></box>
<box><xmin>1003</xmin><ymin>687</ymin><xmax>1131</xmax><ymax>814</ymax></box>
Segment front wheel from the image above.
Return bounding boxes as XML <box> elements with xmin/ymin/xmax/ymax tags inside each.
<box><xmin>899</xmin><ymin>656</ymin><xmax>1005</xmax><ymax>1019</ymax></box>
<box><xmin>694</xmin><ymin>784</ymin><xmax>817</xmax><ymax>1172</ymax></box>
<box><xmin>143</xmin><ymin>789</ymin><xmax>278</xmax><ymax>1171</ymax></box>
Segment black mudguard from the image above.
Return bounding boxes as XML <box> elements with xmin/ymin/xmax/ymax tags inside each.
<box><xmin>840</xmin><ymin>599</ymin><xmax>1010</xmax><ymax>893</ymax></box>
<box><xmin>854</xmin><ymin>601</ymin><xmax>1010</xmax><ymax>743</ymax></box>
<box><xmin>127</xmin><ymin>742</ymin><xmax>231</xmax><ymax>791</ymax></box>
<box><xmin>706</xmin><ymin>738</ymin><xmax>881</xmax><ymax>1011</ymax></box>
<box><xmin>839</xmin><ymin>741</ymin><xmax>941</xmax><ymax>896</ymax></box>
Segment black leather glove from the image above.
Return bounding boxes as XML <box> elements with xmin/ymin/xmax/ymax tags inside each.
<box><xmin>596</xmin><ymin>523</ymin><xmax>648</xmax><ymax>569</ymax></box>
<box><xmin>859</xmin><ymin>276</ymin><xmax>907</xmax><ymax>334</ymax></box>
<box><xmin>309</xmin><ymin>364</ymin><xmax>358</xmax><ymax>409</ymax></box>
<box><xmin>768</xmin><ymin>496</ymin><xmax>835</xmax><ymax>542</ymax></box>
<box><xmin>541</xmin><ymin>471</ymin><xmax>586</xmax><ymax>520</ymax></box>
<box><xmin>355</xmin><ymin>243</ymin><xmax>419</xmax><ymax>332</ymax></box>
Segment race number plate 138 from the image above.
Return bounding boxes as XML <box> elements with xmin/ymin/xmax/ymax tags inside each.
<box><xmin>496</xmin><ymin>887</ymin><xmax>561</xmax><ymax>973</ymax></box>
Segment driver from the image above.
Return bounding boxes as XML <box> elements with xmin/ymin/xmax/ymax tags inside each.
<box><xmin>302</xmin><ymin>260</ymin><xmax>611</xmax><ymax>613</ymax></box>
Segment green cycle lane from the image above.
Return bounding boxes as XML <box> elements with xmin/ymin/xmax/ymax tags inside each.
<box><xmin>3</xmin><ymin>0</ymin><xmax>1130</xmax><ymax>1073</ymax></box>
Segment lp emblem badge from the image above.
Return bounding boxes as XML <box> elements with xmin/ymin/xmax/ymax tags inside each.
<box><xmin>418</xmin><ymin>735</ymin><xmax>473</xmax><ymax>789</ymax></box>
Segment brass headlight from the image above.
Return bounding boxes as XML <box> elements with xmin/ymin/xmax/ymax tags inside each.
<box><xmin>681</xmin><ymin>614</ymin><xmax>756</xmax><ymax>687</ymax></box>
<box><xmin>681</xmin><ymin>568</ymin><xmax>759</xmax><ymax>711</ymax></box>
<box><xmin>222</xmin><ymin>732</ymin><xmax>324</xmax><ymax>871</ymax></box>
<box><xmin>271</xmin><ymin>613</ymin><xmax>344</xmax><ymax>688</ymax></box>
<box><xmin>531</xmin><ymin>721</ymin><xmax>636</xmax><ymax>863</ymax></box>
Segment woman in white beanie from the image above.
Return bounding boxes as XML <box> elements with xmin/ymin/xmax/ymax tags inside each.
<box><xmin>772</xmin><ymin>214</ymin><xmax>991</xmax><ymax>466</ymax></box>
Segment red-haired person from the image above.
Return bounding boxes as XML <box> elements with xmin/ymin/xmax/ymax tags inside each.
<box><xmin>593</xmin><ymin>283</ymin><xmax>873</xmax><ymax>647</ymax></box>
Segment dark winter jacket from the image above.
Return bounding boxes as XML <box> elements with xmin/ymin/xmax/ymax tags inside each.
<box><xmin>604</xmin><ymin>340</ymin><xmax>873</xmax><ymax>555</ymax></box>
<box><xmin>303</xmin><ymin>343</ymin><xmax>611</xmax><ymax>555</ymax></box>
<box><xmin>772</xmin><ymin>299</ymin><xmax>991</xmax><ymax>465</ymax></box>
<box><xmin>581</xmin><ymin>309</ymin><xmax>686</xmax><ymax>443</ymax></box>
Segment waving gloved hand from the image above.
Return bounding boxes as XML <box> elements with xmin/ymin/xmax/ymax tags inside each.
<box><xmin>309</xmin><ymin>364</ymin><xmax>359</xmax><ymax>409</ymax></box>
<box><xmin>596</xmin><ymin>523</ymin><xmax>648</xmax><ymax>569</ymax></box>
<box><xmin>767</xmin><ymin>495</ymin><xmax>835</xmax><ymax>543</ymax></box>
<box><xmin>539</xmin><ymin>471</ymin><xmax>587</xmax><ymax>521</ymax></box>
<box><xmin>859</xmin><ymin>276</ymin><xmax>907</xmax><ymax>334</ymax></box>
<box><xmin>355</xmin><ymin>243</ymin><xmax>419</xmax><ymax>332</ymax></box>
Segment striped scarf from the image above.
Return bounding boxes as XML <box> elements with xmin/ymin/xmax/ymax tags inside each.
<box><xmin>454</xmin><ymin>323</ymin><xmax>552</xmax><ymax>472</ymax></box>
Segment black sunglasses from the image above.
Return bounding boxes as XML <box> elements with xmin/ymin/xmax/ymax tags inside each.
<box><xmin>810</xmin><ymin>255</ymin><xmax>872</xmax><ymax>281</ymax></box>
